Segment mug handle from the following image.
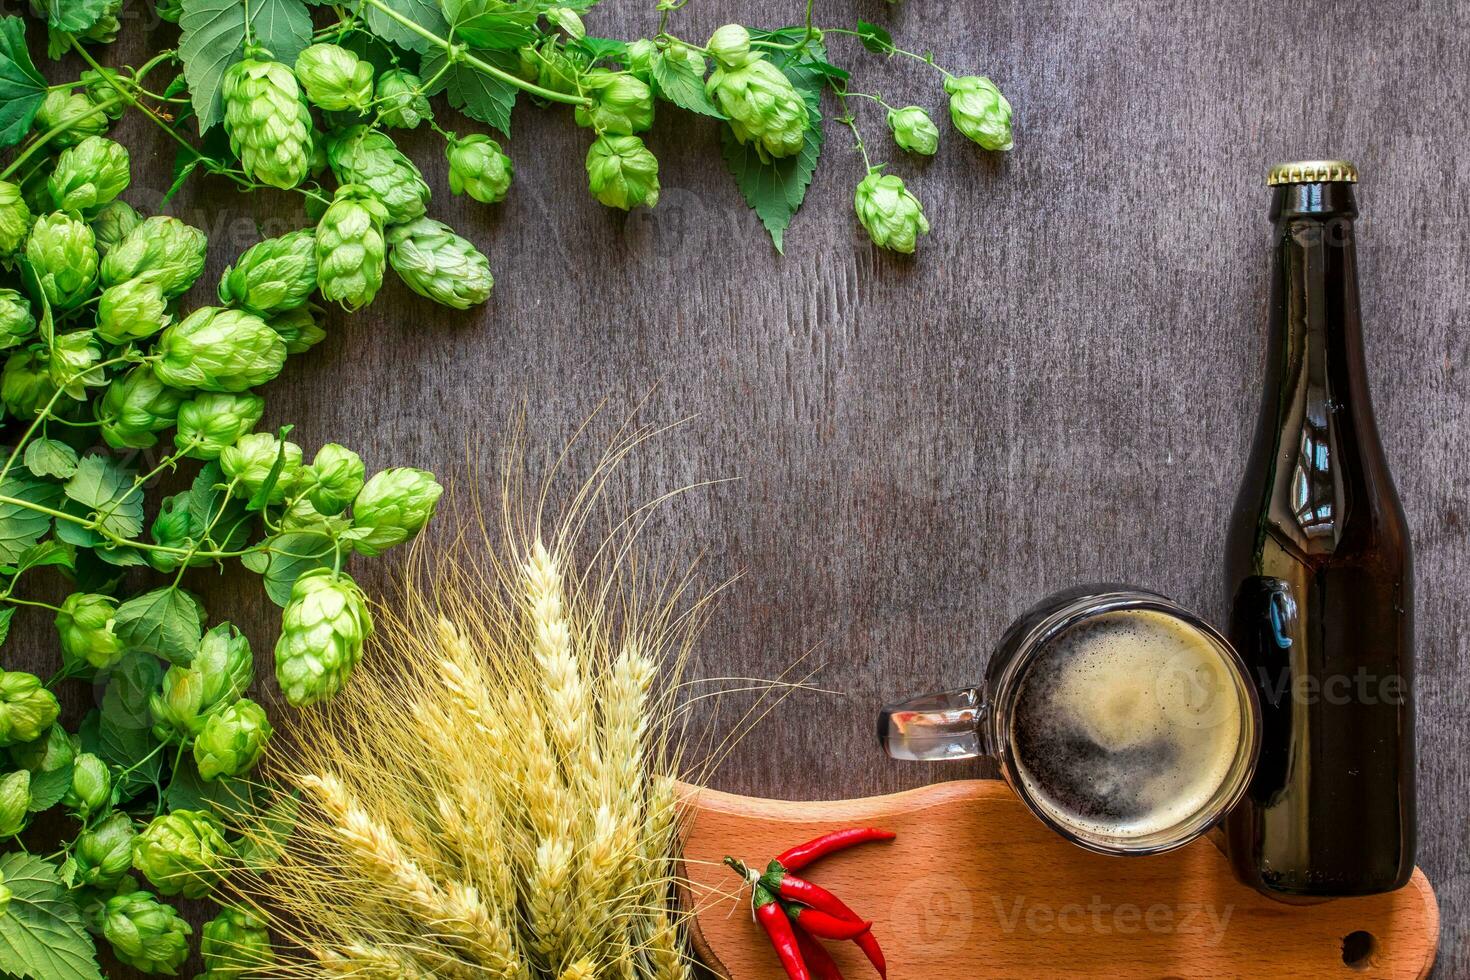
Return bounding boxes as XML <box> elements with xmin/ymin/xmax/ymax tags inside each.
<box><xmin>877</xmin><ymin>687</ymin><xmax>992</xmax><ymax>762</ymax></box>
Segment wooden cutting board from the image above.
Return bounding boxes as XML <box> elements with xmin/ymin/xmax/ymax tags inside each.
<box><xmin>678</xmin><ymin>780</ymin><xmax>1439</xmax><ymax>978</ymax></box>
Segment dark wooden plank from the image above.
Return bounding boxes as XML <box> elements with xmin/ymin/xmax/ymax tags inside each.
<box><xmin>6</xmin><ymin>0</ymin><xmax>1466</xmax><ymax>975</ymax></box>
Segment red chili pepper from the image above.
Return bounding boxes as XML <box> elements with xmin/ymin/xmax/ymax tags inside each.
<box><xmin>792</xmin><ymin>922</ymin><xmax>846</xmax><ymax>980</ymax></box>
<box><xmin>852</xmin><ymin>930</ymin><xmax>887</xmax><ymax>979</ymax></box>
<box><xmin>760</xmin><ymin>868</ymin><xmax>863</xmax><ymax>922</ymax></box>
<box><xmin>775</xmin><ymin>828</ymin><xmax>896</xmax><ymax>871</ymax></box>
<box><xmin>785</xmin><ymin>904</ymin><xmax>873</xmax><ymax>941</ymax></box>
<box><xmin>753</xmin><ymin>883</ymin><xmax>811</xmax><ymax>980</ymax></box>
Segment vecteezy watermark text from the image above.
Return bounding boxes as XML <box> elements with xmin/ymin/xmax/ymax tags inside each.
<box><xmin>992</xmin><ymin>895</ymin><xmax>1234</xmax><ymax>945</ymax></box>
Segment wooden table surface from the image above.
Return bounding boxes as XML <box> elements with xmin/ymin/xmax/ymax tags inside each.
<box><xmin>13</xmin><ymin>0</ymin><xmax>1468</xmax><ymax>975</ymax></box>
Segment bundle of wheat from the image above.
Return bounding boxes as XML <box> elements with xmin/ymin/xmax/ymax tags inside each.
<box><xmin>224</xmin><ymin>429</ymin><xmax>725</xmax><ymax>979</ymax></box>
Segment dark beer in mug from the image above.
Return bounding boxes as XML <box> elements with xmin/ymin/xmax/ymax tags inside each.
<box><xmin>1224</xmin><ymin>161</ymin><xmax>1415</xmax><ymax>897</ymax></box>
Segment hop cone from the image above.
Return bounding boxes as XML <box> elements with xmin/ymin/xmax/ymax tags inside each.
<box><xmin>0</xmin><ymin>771</ymin><xmax>28</xmax><ymax>836</ymax></box>
<box><xmin>315</xmin><ymin>184</ymin><xmax>388</xmax><ymax>311</ymax></box>
<box><xmin>99</xmin><ymin>365</ymin><xmax>184</xmax><ymax>450</ymax></box>
<box><xmin>706</xmin><ymin>27</ymin><xmax>809</xmax><ymax>162</ymax></box>
<box><xmin>296</xmin><ymin>43</ymin><xmax>374</xmax><ymax>112</ymax></box>
<box><xmin>447</xmin><ymin>133</ymin><xmax>513</xmax><ymax>204</ymax></box>
<box><xmin>944</xmin><ymin>75</ymin><xmax>1014</xmax><ymax>151</ymax></box>
<box><xmin>133</xmin><ymin>810</ymin><xmax>233</xmax><ymax>898</ymax></box>
<box><xmin>0</xmin><ymin>180</ymin><xmax>32</xmax><ymax>255</ymax></box>
<box><xmin>25</xmin><ymin>212</ymin><xmax>98</xmax><ymax>310</ymax></box>
<box><xmin>854</xmin><ymin>169</ymin><xmax>930</xmax><ymax>253</ymax></box>
<box><xmin>49</xmin><ymin>330</ymin><xmax>104</xmax><ymax>400</ymax></box>
<box><xmin>96</xmin><ymin>277</ymin><xmax>168</xmax><ymax>345</ymax></box>
<box><xmin>305</xmin><ymin>443</ymin><xmax>364</xmax><ymax>515</ymax></box>
<box><xmin>100</xmin><ymin>215</ymin><xmax>207</xmax><ymax>298</ymax></box>
<box><xmin>174</xmin><ymin>392</ymin><xmax>265</xmax><ymax>459</ymax></box>
<box><xmin>47</xmin><ymin>135</ymin><xmax>130</xmax><ymax>213</ymax></box>
<box><xmin>222</xmin><ymin>48</ymin><xmax>313</xmax><ymax>189</ymax></box>
<box><xmin>575</xmin><ymin>69</ymin><xmax>654</xmax><ymax>134</ymax></box>
<box><xmin>90</xmin><ymin>199</ymin><xmax>142</xmax><ymax>253</ymax></box>
<box><xmin>0</xmin><ymin>671</ymin><xmax>60</xmax><ymax>746</ymax></box>
<box><xmin>1</xmin><ymin>349</ymin><xmax>55</xmax><ymax>419</ymax></box>
<box><xmin>220</xmin><ymin>431</ymin><xmax>304</xmax><ymax>504</ymax></box>
<box><xmin>377</xmin><ymin>69</ymin><xmax>431</xmax><ymax>129</ymax></box>
<box><xmin>218</xmin><ymin>228</ymin><xmax>318</xmax><ymax>315</ymax></box>
<box><xmin>349</xmin><ymin>466</ymin><xmax>443</xmax><ymax>555</ymax></box>
<box><xmin>586</xmin><ymin>134</ymin><xmax>660</xmax><ymax>210</ymax></box>
<box><xmin>75</xmin><ymin>812</ymin><xmax>135</xmax><ymax>887</ymax></box>
<box><xmin>33</xmin><ymin>91</ymin><xmax>109</xmax><ymax>148</ymax></box>
<box><xmin>275</xmin><ymin>569</ymin><xmax>373</xmax><ymax>706</ymax></box>
<box><xmin>269</xmin><ymin>303</ymin><xmax>327</xmax><ymax>353</ymax></box>
<box><xmin>152</xmin><ymin>307</ymin><xmax>287</xmax><ymax>393</ymax></box>
<box><xmin>64</xmin><ymin>752</ymin><xmax>110</xmax><ymax>816</ymax></box>
<box><xmin>387</xmin><ymin>217</ymin><xmax>493</xmax><ymax>310</ymax></box>
<box><xmin>54</xmin><ymin>592</ymin><xmax>124</xmax><ymax>670</ymax></box>
<box><xmin>0</xmin><ymin>289</ymin><xmax>36</xmax><ymax>349</ymax></box>
<box><xmin>200</xmin><ymin>907</ymin><xmax>274</xmax><ymax>977</ymax></box>
<box><xmin>80</xmin><ymin>69</ymin><xmax>126</xmax><ymax>120</ymax></box>
<box><xmin>887</xmin><ymin>105</ymin><xmax>940</xmax><ymax>156</ymax></box>
<box><xmin>326</xmin><ymin>126</ymin><xmax>430</xmax><ymax>224</ymax></box>
<box><xmin>102</xmin><ymin>889</ymin><xmax>192</xmax><ymax>973</ymax></box>
<box><xmin>194</xmin><ymin>698</ymin><xmax>273</xmax><ymax>780</ymax></box>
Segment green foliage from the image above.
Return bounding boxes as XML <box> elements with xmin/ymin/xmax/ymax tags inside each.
<box><xmin>0</xmin><ymin>18</ymin><xmax>48</xmax><ymax>149</ymax></box>
<box><xmin>178</xmin><ymin>0</ymin><xmax>312</xmax><ymax>132</ymax></box>
<box><xmin>0</xmin><ymin>853</ymin><xmax>102</xmax><ymax>980</ymax></box>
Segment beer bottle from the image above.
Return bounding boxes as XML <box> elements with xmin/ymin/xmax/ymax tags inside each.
<box><xmin>1224</xmin><ymin>161</ymin><xmax>1415</xmax><ymax>896</ymax></box>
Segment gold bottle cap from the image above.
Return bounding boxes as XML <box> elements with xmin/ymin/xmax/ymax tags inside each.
<box><xmin>1267</xmin><ymin>160</ymin><xmax>1359</xmax><ymax>186</ymax></box>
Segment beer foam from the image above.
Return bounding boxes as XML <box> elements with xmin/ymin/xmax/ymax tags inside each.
<box><xmin>1010</xmin><ymin>608</ymin><xmax>1244</xmax><ymax>842</ymax></box>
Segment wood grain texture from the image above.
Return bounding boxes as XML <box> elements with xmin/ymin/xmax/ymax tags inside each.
<box><xmin>679</xmin><ymin>780</ymin><xmax>1441</xmax><ymax>978</ymax></box>
<box><xmin>8</xmin><ymin>1</ymin><xmax>1468</xmax><ymax>976</ymax></box>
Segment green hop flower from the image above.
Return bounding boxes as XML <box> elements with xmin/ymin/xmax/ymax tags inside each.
<box><xmin>575</xmin><ymin>69</ymin><xmax>655</xmax><ymax>134</ymax></box>
<box><xmin>625</xmin><ymin>37</ymin><xmax>657</xmax><ymax>79</ymax></box>
<box><xmin>33</xmin><ymin>91</ymin><xmax>109</xmax><ymax>148</ymax></box>
<box><xmin>63</xmin><ymin>752</ymin><xmax>111</xmax><ymax>816</ymax></box>
<box><xmin>296</xmin><ymin>43</ymin><xmax>374</xmax><ymax>112</ymax></box>
<box><xmin>194</xmin><ymin>698</ymin><xmax>272</xmax><ymax>781</ymax></box>
<box><xmin>75</xmin><ymin>0</ymin><xmax>122</xmax><ymax>45</ymax></box>
<box><xmin>220</xmin><ymin>431</ymin><xmax>304</xmax><ymax>504</ymax></box>
<box><xmin>350</xmin><ymin>467</ymin><xmax>443</xmax><ymax>556</ymax></box>
<box><xmin>887</xmin><ymin>105</ymin><xmax>940</xmax><ymax>156</ymax></box>
<box><xmin>155</xmin><ymin>0</ymin><xmax>182</xmax><ymax>22</ymax></box>
<box><xmin>102</xmin><ymin>888</ymin><xmax>192</xmax><ymax>973</ymax></box>
<box><xmin>218</xmin><ymin>228</ymin><xmax>318</xmax><ymax>316</ymax></box>
<box><xmin>853</xmin><ymin>168</ymin><xmax>930</xmax><ymax>254</ymax></box>
<box><xmin>943</xmin><ymin>75</ymin><xmax>1013</xmax><ymax>151</ymax></box>
<box><xmin>305</xmin><ymin>443</ymin><xmax>365</xmax><ymax>516</ymax></box>
<box><xmin>0</xmin><ymin>180</ymin><xmax>32</xmax><ymax>254</ymax></box>
<box><xmin>1</xmin><ymin>349</ymin><xmax>55</xmax><ymax>418</ymax></box>
<box><xmin>707</xmin><ymin>24</ymin><xmax>754</xmax><ymax>67</ymax></box>
<box><xmin>532</xmin><ymin>37</ymin><xmax>585</xmax><ymax>95</ymax></box>
<box><xmin>149</xmin><ymin>623</ymin><xmax>254</xmax><ymax>743</ymax></box>
<box><xmin>386</xmin><ymin>217</ymin><xmax>494</xmax><ymax>310</ymax></box>
<box><xmin>223</xmin><ymin>47</ymin><xmax>313</xmax><ymax>189</ymax></box>
<box><xmin>376</xmin><ymin>68</ymin><xmax>431</xmax><ymax>129</ymax></box>
<box><xmin>664</xmin><ymin>40</ymin><xmax>707</xmax><ymax>78</ymax></box>
<box><xmin>47</xmin><ymin>135</ymin><xmax>130</xmax><ymax>213</ymax></box>
<box><xmin>101</xmin><ymin>215</ymin><xmax>208</xmax><ymax>298</ymax></box>
<box><xmin>326</xmin><ymin>126</ymin><xmax>430</xmax><ymax>225</ymax></box>
<box><xmin>0</xmin><ymin>672</ymin><xmax>60</xmax><ymax>746</ymax></box>
<box><xmin>100</xmin><ymin>365</ymin><xmax>185</xmax><ymax>450</ymax></box>
<box><xmin>275</xmin><ymin>569</ymin><xmax>373</xmax><ymax>706</ymax></box>
<box><xmin>586</xmin><ymin>134</ymin><xmax>660</xmax><ymax>210</ymax></box>
<box><xmin>54</xmin><ymin>592</ymin><xmax>125</xmax><ymax>670</ymax></box>
<box><xmin>315</xmin><ymin>184</ymin><xmax>388</xmax><ymax>312</ymax></box>
<box><xmin>96</xmin><ymin>277</ymin><xmax>169</xmax><ymax>345</ymax></box>
<box><xmin>446</xmin><ymin>134</ymin><xmax>513</xmax><ymax>204</ymax></box>
<box><xmin>50</xmin><ymin>330</ymin><xmax>105</xmax><ymax>399</ymax></box>
<box><xmin>25</xmin><ymin>211</ymin><xmax>98</xmax><ymax>309</ymax></box>
<box><xmin>174</xmin><ymin>392</ymin><xmax>265</xmax><ymax>459</ymax></box>
<box><xmin>268</xmin><ymin>304</ymin><xmax>327</xmax><ymax>354</ymax></box>
<box><xmin>0</xmin><ymin>289</ymin><xmax>36</xmax><ymax>350</ymax></box>
<box><xmin>706</xmin><ymin>50</ymin><xmax>810</xmax><ymax>162</ymax></box>
<box><xmin>75</xmin><ymin>811</ymin><xmax>136</xmax><ymax>887</ymax></box>
<box><xmin>0</xmin><ymin>770</ymin><xmax>29</xmax><ymax>837</ymax></box>
<box><xmin>153</xmin><ymin>306</ymin><xmax>287</xmax><ymax>393</ymax></box>
<box><xmin>90</xmin><ymin>199</ymin><xmax>143</xmax><ymax>254</ymax></box>
<box><xmin>8</xmin><ymin>722</ymin><xmax>74</xmax><ymax>773</ymax></box>
<box><xmin>200</xmin><ymin>907</ymin><xmax>274</xmax><ymax>977</ymax></box>
<box><xmin>80</xmin><ymin>68</ymin><xmax>127</xmax><ymax>119</ymax></box>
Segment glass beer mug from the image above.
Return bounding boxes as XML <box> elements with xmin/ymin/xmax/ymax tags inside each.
<box><xmin>879</xmin><ymin>586</ymin><xmax>1262</xmax><ymax>856</ymax></box>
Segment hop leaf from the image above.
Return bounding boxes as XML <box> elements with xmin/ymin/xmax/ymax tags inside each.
<box><xmin>218</xmin><ymin>228</ymin><xmax>318</xmax><ymax>316</ymax></box>
<box><xmin>315</xmin><ymin>184</ymin><xmax>388</xmax><ymax>311</ymax></box>
<box><xmin>326</xmin><ymin>125</ymin><xmax>430</xmax><ymax>225</ymax></box>
<box><xmin>585</xmin><ymin>133</ymin><xmax>659</xmax><ymax>210</ymax></box>
<box><xmin>944</xmin><ymin>75</ymin><xmax>1014</xmax><ymax>151</ymax></box>
<box><xmin>102</xmin><ymin>888</ymin><xmax>192</xmax><ymax>972</ymax></box>
<box><xmin>47</xmin><ymin>135</ymin><xmax>130</xmax><ymax>212</ymax></box>
<box><xmin>274</xmin><ymin>569</ymin><xmax>372</xmax><ymax>706</ymax></box>
<box><xmin>387</xmin><ymin>217</ymin><xmax>493</xmax><ymax>310</ymax></box>
<box><xmin>853</xmin><ymin>168</ymin><xmax>930</xmax><ymax>253</ymax></box>
<box><xmin>24</xmin><ymin>211</ymin><xmax>98</xmax><ymax>310</ymax></box>
<box><xmin>887</xmin><ymin>105</ymin><xmax>940</xmax><ymax>156</ymax></box>
<box><xmin>296</xmin><ymin>42</ymin><xmax>375</xmax><ymax>112</ymax></box>
<box><xmin>446</xmin><ymin>133</ymin><xmax>513</xmax><ymax>204</ymax></box>
<box><xmin>222</xmin><ymin>49</ymin><xmax>313</xmax><ymax>189</ymax></box>
<box><xmin>152</xmin><ymin>306</ymin><xmax>287</xmax><ymax>393</ymax></box>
